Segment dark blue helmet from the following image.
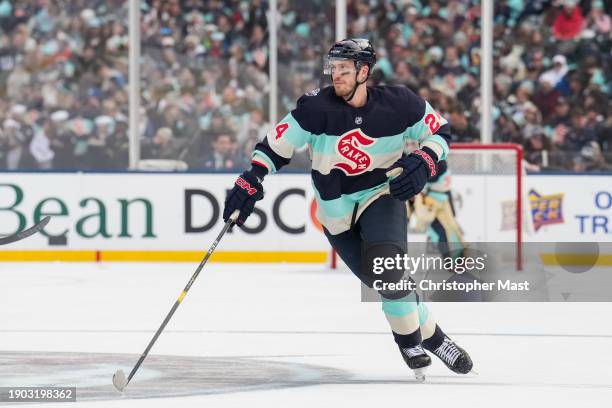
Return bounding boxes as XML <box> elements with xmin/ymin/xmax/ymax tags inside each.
<box><xmin>324</xmin><ymin>38</ymin><xmax>377</xmax><ymax>75</ymax></box>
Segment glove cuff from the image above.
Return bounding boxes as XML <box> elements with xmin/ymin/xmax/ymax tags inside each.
<box><xmin>429</xmin><ymin>160</ymin><xmax>447</xmax><ymax>183</ymax></box>
<box><xmin>250</xmin><ymin>162</ymin><xmax>269</xmax><ymax>182</ymax></box>
<box><xmin>413</xmin><ymin>147</ymin><xmax>438</xmax><ymax>178</ymax></box>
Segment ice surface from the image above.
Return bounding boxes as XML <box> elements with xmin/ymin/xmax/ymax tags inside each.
<box><xmin>1</xmin><ymin>262</ymin><xmax>611</xmax><ymax>407</ymax></box>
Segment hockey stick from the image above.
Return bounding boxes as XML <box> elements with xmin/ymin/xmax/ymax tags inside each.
<box><xmin>112</xmin><ymin>210</ymin><xmax>239</xmax><ymax>392</ymax></box>
<box><xmin>0</xmin><ymin>216</ymin><xmax>50</xmax><ymax>245</ymax></box>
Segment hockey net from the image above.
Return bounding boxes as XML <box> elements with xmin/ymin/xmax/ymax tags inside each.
<box><xmin>330</xmin><ymin>143</ymin><xmax>527</xmax><ymax>271</ymax></box>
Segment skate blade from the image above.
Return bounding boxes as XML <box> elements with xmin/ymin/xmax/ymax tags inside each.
<box><xmin>413</xmin><ymin>367</ymin><xmax>427</xmax><ymax>382</ymax></box>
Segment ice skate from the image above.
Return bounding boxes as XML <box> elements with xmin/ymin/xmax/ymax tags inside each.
<box><xmin>425</xmin><ymin>335</ymin><xmax>473</xmax><ymax>374</ymax></box>
<box><xmin>399</xmin><ymin>344</ymin><xmax>431</xmax><ymax>381</ymax></box>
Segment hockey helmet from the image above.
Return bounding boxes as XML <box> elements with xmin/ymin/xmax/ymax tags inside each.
<box><xmin>324</xmin><ymin>38</ymin><xmax>377</xmax><ymax>76</ymax></box>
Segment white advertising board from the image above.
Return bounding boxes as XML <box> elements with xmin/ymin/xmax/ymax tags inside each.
<box><xmin>0</xmin><ymin>173</ymin><xmax>610</xmax><ymax>261</ymax></box>
<box><xmin>0</xmin><ymin>173</ymin><xmax>328</xmax><ymax>258</ymax></box>
<box><xmin>449</xmin><ymin>174</ymin><xmax>611</xmax><ymax>242</ymax></box>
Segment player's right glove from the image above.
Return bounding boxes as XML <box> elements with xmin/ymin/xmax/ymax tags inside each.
<box><xmin>388</xmin><ymin>147</ymin><xmax>439</xmax><ymax>201</ymax></box>
<box><xmin>223</xmin><ymin>164</ymin><xmax>266</xmax><ymax>226</ymax></box>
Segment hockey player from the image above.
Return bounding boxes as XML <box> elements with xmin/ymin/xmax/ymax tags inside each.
<box><xmin>222</xmin><ymin>39</ymin><xmax>472</xmax><ymax>379</ymax></box>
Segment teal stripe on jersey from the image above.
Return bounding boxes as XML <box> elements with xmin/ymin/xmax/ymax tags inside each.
<box><xmin>402</xmin><ymin>101</ymin><xmax>449</xmax><ymax>159</ymax></box>
<box><xmin>310</xmin><ymin>130</ymin><xmax>405</xmax><ymax>156</ymax></box>
<box><xmin>423</xmin><ymin>134</ymin><xmax>450</xmax><ymax>159</ymax></box>
<box><xmin>312</xmin><ymin>187</ymin><xmax>355</xmax><ymax>218</ymax></box>
<box><xmin>309</xmin><ymin>132</ymin><xmax>340</xmax><ymax>154</ymax></box>
<box><xmin>281</xmin><ymin>112</ymin><xmax>311</xmax><ymax>149</ymax></box>
<box><xmin>366</xmin><ymin>133</ymin><xmax>405</xmax><ymax>155</ymax></box>
<box><xmin>402</xmin><ymin>108</ymin><xmax>432</xmax><ymax>141</ymax></box>
<box><xmin>313</xmin><ymin>181</ymin><xmax>388</xmax><ymax>219</ymax></box>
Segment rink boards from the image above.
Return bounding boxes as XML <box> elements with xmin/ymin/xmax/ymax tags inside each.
<box><xmin>0</xmin><ymin>172</ymin><xmax>610</xmax><ymax>262</ymax></box>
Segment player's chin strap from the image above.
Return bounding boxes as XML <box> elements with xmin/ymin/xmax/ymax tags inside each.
<box><xmin>343</xmin><ymin>62</ymin><xmax>369</xmax><ymax>102</ymax></box>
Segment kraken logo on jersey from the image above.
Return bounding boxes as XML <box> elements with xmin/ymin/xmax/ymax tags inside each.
<box><xmin>334</xmin><ymin>129</ymin><xmax>376</xmax><ymax>175</ymax></box>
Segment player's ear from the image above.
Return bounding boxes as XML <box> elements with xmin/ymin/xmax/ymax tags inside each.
<box><xmin>358</xmin><ymin>64</ymin><xmax>369</xmax><ymax>82</ymax></box>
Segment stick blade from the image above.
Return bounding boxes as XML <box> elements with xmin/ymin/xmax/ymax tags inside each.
<box><xmin>112</xmin><ymin>369</ymin><xmax>128</xmax><ymax>392</ymax></box>
<box><xmin>38</xmin><ymin>216</ymin><xmax>51</xmax><ymax>228</ymax></box>
<box><xmin>0</xmin><ymin>216</ymin><xmax>51</xmax><ymax>245</ymax></box>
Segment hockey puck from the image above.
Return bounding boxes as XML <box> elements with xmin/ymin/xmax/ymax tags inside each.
<box><xmin>112</xmin><ymin>369</ymin><xmax>128</xmax><ymax>392</ymax></box>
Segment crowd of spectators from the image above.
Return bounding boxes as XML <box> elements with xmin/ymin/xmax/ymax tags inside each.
<box><xmin>0</xmin><ymin>0</ymin><xmax>609</xmax><ymax>172</ymax></box>
<box><xmin>358</xmin><ymin>0</ymin><xmax>611</xmax><ymax>171</ymax></box>
<box><xmin>0</xmin><ymin>0</ymin><xmax>131</xmax><ymax>170</ymax></box>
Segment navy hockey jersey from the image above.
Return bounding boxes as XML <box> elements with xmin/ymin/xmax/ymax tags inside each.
<box><xmin>252</xmin><ymin>85</ymin><xmax>451</xmax><ymax>234</ymax></box>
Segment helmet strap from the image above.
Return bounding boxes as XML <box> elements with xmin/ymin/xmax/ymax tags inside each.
<box><xmin>343</xmin><ymin>61</ymin><xmax>369</xmax><ymax>102</ymax></box>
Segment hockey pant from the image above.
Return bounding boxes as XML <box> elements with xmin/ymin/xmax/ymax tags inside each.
<box><xmin>324</xmin><ymin>194</ymin><xmax>437</xmax><ymax>347</ymax></box>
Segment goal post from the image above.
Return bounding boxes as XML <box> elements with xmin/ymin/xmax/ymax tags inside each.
<box><xmin>450</xmin><ymin>143</ymin><xmax>524</xmax><ymax>270</ymax></box>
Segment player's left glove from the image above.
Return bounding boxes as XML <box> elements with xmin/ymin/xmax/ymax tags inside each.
<box><xmin>388</xmin><ymin>147</ymin><xmax>439</xmax><ymax>201</ymax></box>
<box><xmin>428</xmin><ymin>159</ymin><xmax>447</xmax><ymax>183</ymax></box>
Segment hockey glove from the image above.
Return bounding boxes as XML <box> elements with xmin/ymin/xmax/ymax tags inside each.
<box><xmin>428</xmin><ymin>159</ymin><xmax>447</xmax><ymax>183</ymax></box>
<box><xmin>223</xmin><ymin>164</ymin><xmax>266</xmax><ymax>226</ymax></box>
<box><xmin>388</xmin><ymin>147</ymin><xmax>439</xmax><ymax>202</ymax></box>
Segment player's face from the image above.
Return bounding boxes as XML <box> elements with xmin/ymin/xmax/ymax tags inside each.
<box><xmin>330</xmin><ymin>60</ymin><xmax>357</xmax><ymax>97</ymax></box>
